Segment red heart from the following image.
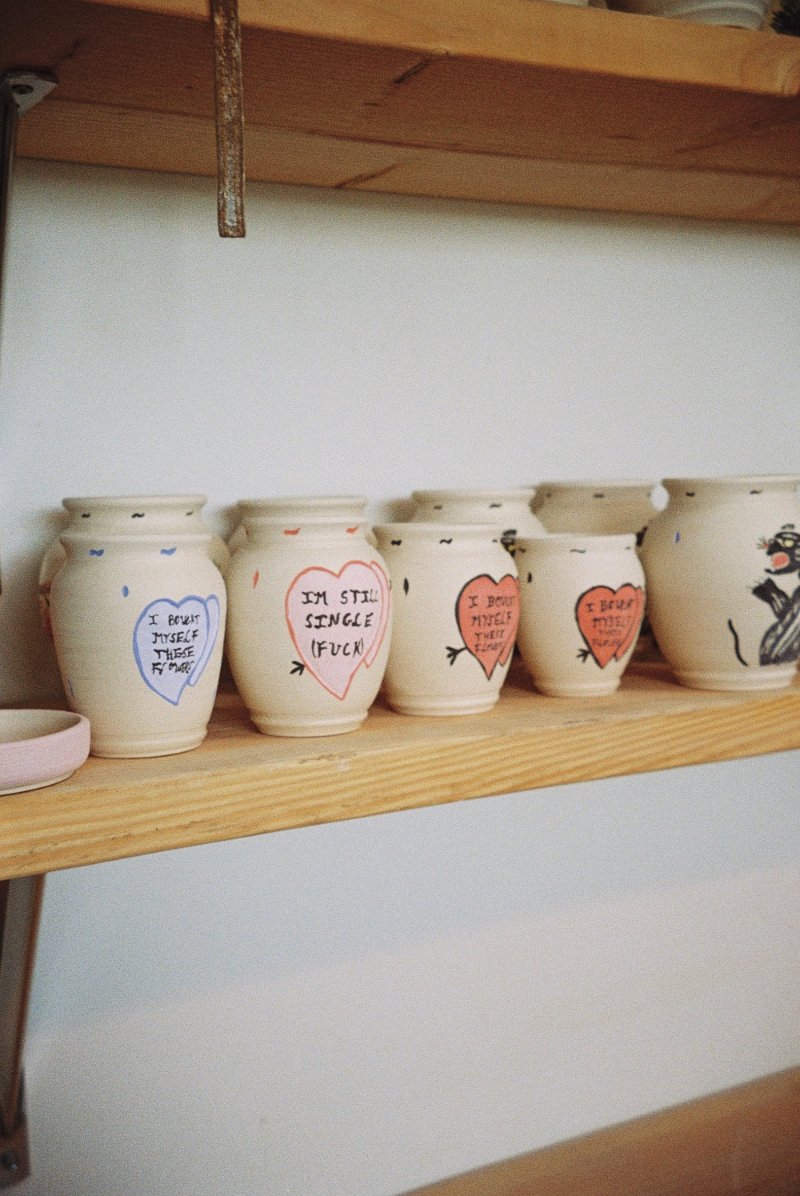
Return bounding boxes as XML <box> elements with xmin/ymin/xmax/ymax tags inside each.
<box><xmin>456</xmin><ymin>574</ymin><xmax>520</xmax><ymax>680</ymax></box>
<box><xmin>575</xmin><ymin>584</ymin><xmax>645</xmax><ymax>668</ymax></box>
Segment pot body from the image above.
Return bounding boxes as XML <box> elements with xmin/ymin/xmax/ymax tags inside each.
<box><xmin>532</xmin><ymin>480</ymin><xmax>659</xmax><ymax>537</ymax></box>
<box><xmin>373</xmin><ymin>523</ymin><xmax>520</xmax><ymax>716</ymax></box>
<box><xmin>516</xmin><ymin>533</ymin><xmax>645</xmax><ymax>697</ymax></box>
<box><xmin>640</xmin><ymin>476</ymin><xmax>800</xmax><ymax>691</ymax></box>
<box><xmin>49</xmin><ymin>503</ymin><xmax>226</xmax><ymax>757</ymax></box>
<box><xmin>40</xmin><ymin>494</ymin><xmax>229</xmax><ymax>636</ymax></box>
<box><xmin>226</xmin><ymin>498</ymin><xmax>391</xmax><ymax>736</ymax></box>
<box><xmin>410</xmin><ymin>488</ymin><xmax>546</xmax><ymax>553</ymax></box>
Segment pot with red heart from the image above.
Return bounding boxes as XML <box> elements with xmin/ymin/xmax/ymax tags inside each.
<box><xmin>49</xmin><ymin>498</ymin><xmax>227</xmax><ymax>757</ymax></box>
<box><xmin>515</xmin><ymin>533</ymin><xmax>645</xmax><ymax>697</ymax></box>
<box><xmin>372</xmin><ymin>523</ymin><xmax>520</xmax><ymax>716</ymax></box>
<box><xmin>225</xmin><ymin>497</ymin><xmax>392</xmax><ymax>736</ymax></box>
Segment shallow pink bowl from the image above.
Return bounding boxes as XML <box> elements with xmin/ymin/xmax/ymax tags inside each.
<box><xmin>0</xmin><ymin>710</ymin><xmax>91</xmax><ymax>796</ymax></box>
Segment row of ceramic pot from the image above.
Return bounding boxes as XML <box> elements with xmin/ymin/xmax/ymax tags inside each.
<box><xmin>38</xmin><ymin>476</ymin><xmax>800</xmax><ymax>758</ymax></box>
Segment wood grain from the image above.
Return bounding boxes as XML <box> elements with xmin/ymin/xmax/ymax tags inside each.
<box><xmin>6</xmin><ymin>0</ymin><xmax>800</xmax><ymax>223</ymax></box>
<box><xmin>400</xmin><ymin>1066</ymin><xmax>800</xmax><ymax>1195</ymax></box>
<box><xmin>0</xmin><ymin>665</ymin><xmax>798</xmax><ymax>880</ymax></box>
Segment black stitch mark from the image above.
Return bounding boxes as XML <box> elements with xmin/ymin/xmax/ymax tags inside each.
<box><xmin>750</xmin><ymin>490</ymin><xmax>762</xmax><ymax>495</ymax></box>
<box><xmin>527</xmin><ymin>572</ymin><xmax>532</xmax><ymax>583</ymax></box>
<box><xmin>728</xmin><ymin>619</ymin><xmax>748</xmax><ymax>667</ymax></box>
<box><xmin>291</xmin><ymin>660</ymin><xmax>305</xmax><ymax>676</ymax></box>
<box><xmin>489</xmin><ymin>502</ymin><xmax>502</xmax><ymax>509</ymax></box>
<box><xmin>439</xmin><ymin>538</ymin><xmax>453</xmax><ymax>544</ymax></box>
<box><xmin>391</xmin><ymin>539</ymin><xmax>402</xmax><ymax>545</ymax></box>
<box><xmin>131</xmin><ymin>512</ymin><xmax>145</xmax><ymax>518</ymax></box>
<box><xmin>403</xmin><ymin>578</ymin><xmax>409</xmax><ymax>594</ymax></box>
<box><xmin>433</xmin><ymin>505</ymin><xmax>443</xmax><ymax>511</ymax></box>
<box><xmin>81</xmin><ymin>512</ymin><xmax>90</xmax><ymax>518</ymax></box>
<box><xmin>685</xmin><ymin>491</ymin><xmax>696</xmax><ymax>497</ymax></box>
<box><xmin>593</xmin><ymin>493</ymin><xmax>606</xmax><ymax>499</ymax></box>
<box><xmin>569</xmin><ymin>548</ymin><xmax>587</xmax><ymax>554</ymax></box>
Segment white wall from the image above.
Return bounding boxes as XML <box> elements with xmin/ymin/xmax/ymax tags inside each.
<box><xmin>2</xmin><ymin>160</ymin><xmax>800</xmax><ymax>1194</ymax></box>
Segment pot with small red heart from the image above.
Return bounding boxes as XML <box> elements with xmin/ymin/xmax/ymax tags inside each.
<box><xmin>372</xmin><ymin>523</ymin><xmax>520</xmax><ymax>716</ymax></box>
<box><xmin>225</xmin><ymin>497</ymin><xmax>392</xmax><ymax>736</ymax></box>
<box><xmin>516</xmin><ymin>533</ymin><xmax>645</xmax><ymax>697</ymax></box>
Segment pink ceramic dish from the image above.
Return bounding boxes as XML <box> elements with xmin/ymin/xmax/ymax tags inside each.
<box><xmin>0</xmin><ymin>710</ymin><xmax>91</xmax><ymax>795</ymax></box>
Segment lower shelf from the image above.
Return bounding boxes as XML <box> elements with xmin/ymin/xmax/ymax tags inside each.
<box><xmin>2</xmin><ymin>662</ymin><xmax>799</xmax><ymax>880</ymax></box>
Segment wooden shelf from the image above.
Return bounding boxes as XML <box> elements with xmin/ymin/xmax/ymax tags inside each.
<box><xmin>5</xmin><ymin>0</ymin><xmax>800</xmax><ymax>223</ymax></box>
<box><xmin>2</xmin><ymin>663</ymin><xmax>799</xmax><ymax>881</ymax></box>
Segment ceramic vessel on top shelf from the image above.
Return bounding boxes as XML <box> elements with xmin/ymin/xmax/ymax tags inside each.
<box><xmin>48</xmin><ymin>496</ymin><xmax>227</xmax><ymax>757</ymax></box>
<box><xmin>39</xmin><ymin>494</ymin><xmax>229</xmax><ymax>636</ymax></box>
<box><xmin>605</xmin><ymin>0</ymin><xmax>767</xmax><ymax>25</ymax></box>
<box><xmin>516</xmin><ymin>533</ymin><xmax>646</xmax><ymax>697</ymax></box>
<box><xmin>640</xmin><ymin>475</ymin><xmax>800</xmax><ymax>691</ymax></box>
<box><xmin>225</xmin><ymin>497</ymin><xmax>391</xmax><ymax>736</ymax></box>
<box><xmin>373</xmin><ymin>522</ymin><xmax>520</xmax><ymax>716</ymax></box>
<box><xmin>409</xmin><ymin>488</ymin><xmax>546</xmax><ymax>554</ymax></box>
<box><xmin>532</xmin><ymin>480</ymin><xmax>660</xmax><ymax>539</ymax></box>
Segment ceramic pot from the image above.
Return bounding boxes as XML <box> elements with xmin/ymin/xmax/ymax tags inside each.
<box><xmin>49</xmin><ymin>499</ymin><xmax>226</xmax><ymax>758</ymax></box>
<box><xmin>606</xmin><ymin>0</ymin><xmax>768</xmax><ymax>27</ymax></box>
<box><xmin>532</xmin><ymin>480</ymin><xmax>659</xmax><ymax>538</ymax></box>
<box><xmin>516</xmin><ymin>533</ymin><xmax>645</xmax><ymax>697</ymax></box>
<box><xmin>410</xmin><ymin>488</ymin><xmax>546</xmax><ymax>554</ymax></box>
<box><xmin>225</xmin><ymin>497</ymin><xmax>391</xmax><ymax>736</ymax></box>
<box><xmin>373</xmin><ymin>523</ymin><xmax>520</xmax><ymax>716</ymax></box>
<box><xmin>39</xmin><ymin>495</ymin><xmax>229</xmax><ymax>637</ymax></box>
<box><xmin>228</xmin><ymin>496</ymin><xmax>377</xmax><ymax>552</ymax></box>
<box><xmin>640</xmin><ymin>475</ymin><xmax>800</xmax><ymax>691</ymax></box>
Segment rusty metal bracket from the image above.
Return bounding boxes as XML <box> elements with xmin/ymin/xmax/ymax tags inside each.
<box><xmin>210</xmin><ymin>0</ymin><xmax>246</xmax><ymax>237</ymax></box>
<box><xmin>0</xmin><ymin>877</ymin><xmax>46</xmax><ymax>1187</ymax></box>
<box><xmin>1</xmin><ymin>71</ymin><xmax>57</xmax><ymax>316</ymax></box>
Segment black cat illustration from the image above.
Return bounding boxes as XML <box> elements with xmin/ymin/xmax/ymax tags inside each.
<box><xmin>752</xmin><ymin>524</ymin><xmax>800</xmax><ymax>665</ymax></box>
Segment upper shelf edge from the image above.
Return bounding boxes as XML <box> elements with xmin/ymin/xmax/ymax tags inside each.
<box><xmin>84</xmin><ymin>0</ymin><xmax>800</xmax><ymax>97</ymax></box>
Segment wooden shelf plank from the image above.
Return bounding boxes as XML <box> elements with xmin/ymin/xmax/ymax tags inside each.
<box><xmin>1</xmin><ymin>665</ymin><xmax>798</xmax><ymax>881</ymax></box>
<box><xmin>6</xmin><ymin>0</ymin><xmax>800</xmax><ymax>223</ymax></box>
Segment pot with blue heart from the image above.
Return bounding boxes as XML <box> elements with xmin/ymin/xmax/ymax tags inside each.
<box><xmin>225</xmin><ymin>497</ymin><xmax>391</xmax><ymax>736</ymax></box>
<box><xmin>49</xmin><ymin>498</ymin><xmax>226</xmax><ymax>757</ymax></box>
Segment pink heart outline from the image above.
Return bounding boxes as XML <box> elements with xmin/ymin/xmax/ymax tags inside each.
<box><xmin>285</xmin><ymin>561</ymin><xmax>390</xmax><ymax>700</ymax></box>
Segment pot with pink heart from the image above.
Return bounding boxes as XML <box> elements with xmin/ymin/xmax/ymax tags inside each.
<box><xmin>372</xmin><ymin>523</ymin><xmax>520</xmax><ymax>716</ymax></box>
<box><xmin>515</xmin><ymin>533</ymin><xmax>645</xmax><ymax>697</ymax></box>
<box><xmin>49</xmin><ymin>497</ymin><xmax>227</xmax><ymax>757</ymax></box>
<box><xmin>225</xmin><ymin>497</ymin><xmax>391</xmax><ymax>736</ymax></box>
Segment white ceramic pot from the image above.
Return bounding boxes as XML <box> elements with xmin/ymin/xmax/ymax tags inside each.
<box><xmin>532</xmin><ymin>480</ymin><xmax>660</xmax><ymax>538</ymax></box>
<box><xmin>49</xmin><ymin>499</ymin><xmax>226</xmax><ymax>758</ymax></box>
<box><xmin>640</xmin><ymin>475</ymin><xmax>800</xmax><ymax>691</ymax></box>
<box><xmin>39</xmin><ymin>495</ymin><xmax>229</xmax><ymax>637</ymax></box>
<box><xmin>373</xmin><ymin>523</ymin><xmax>520</xmax><ymax>716</ymax></box>
<box><xmin>225</xmin><ymin>497</ymin><xmax>391</xmax><ymax>736</ymax></box>
<box><xmin>516</xmin><ymin>533</ymin><xmax>645</xmax><ymax>697</ymax></box>
<box><xmin>606</xmin><ymin>0</ymin><xmax>767</xmax><ymax>27</ymax></box>
<box><xmin>229</xmin><ymin>496</ymin><xmax>377</xmax><ymax>552</ymax></box>
<box><xmin>409</xmin><ymin>488</ymin><xmax>546</xmax><ymax>553</ymax></box>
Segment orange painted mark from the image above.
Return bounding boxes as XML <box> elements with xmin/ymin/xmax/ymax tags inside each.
<box><xmin>252</xmin><ymin>570</ymin><xmax>260</xmax><ymax>588</ymax></box>
<box><xmin>283</xmin><ymin>528</ymin><xmax>301</xmax><ymax>536</ymax></box>
<box><xmin>346</xmin><ymin>526</ymin><xmax>359</xmax><ymax>534</ymax></box>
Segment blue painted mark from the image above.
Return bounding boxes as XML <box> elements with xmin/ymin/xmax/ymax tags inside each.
<box><xmin>89</xmin><ymin>548</ymin><xmax>104</xmax><ymax>557</ymax></box>
<box><xmin>160</xmin><ymin>547</ymin><xmax>177</xmax><ymax>556</ymax></box>
<box><xmin>674</xmin><ymin>531</ymin><xmax>681</xmax><ymax>544</ymax></box>
<box><xmin>122</xmin><ymin>585</ymin><xmax>129</xmax><ymax>597</ymax></box>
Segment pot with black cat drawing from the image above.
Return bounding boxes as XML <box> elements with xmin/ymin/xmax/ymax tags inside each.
<box><xmin>225</xmin><ymin>497</ymin><xmax>391</xmax><ymax>736</ymax></box>
<box><xmin>639</xmin><ymin>476</ymin><xmax>800</xmax><ymax>691</ymax></box>
<box><xmin>372</xmin><ymin>523</ymin><xmax>520</xmax><ymax>716</ymax></box>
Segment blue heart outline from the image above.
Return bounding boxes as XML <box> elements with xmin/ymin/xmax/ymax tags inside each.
<box><xmin>133</xmin><ymin>594</ymin><xmax>221</xmax><ymax>705</ymax></box>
